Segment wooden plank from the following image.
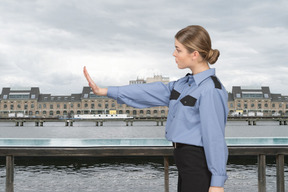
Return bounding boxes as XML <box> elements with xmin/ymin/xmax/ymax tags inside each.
<box><xmin>6</xmin><ymin>156</ymin><xmax>14</xmax><ymax>192</ymax></box>
<box><xmin>164</xmin><ymin>157</ymin><xmax>169</xmax><ymax>192</ymax></box>
<box><xmin>276</xmin><ymin>154</ymin><xmax>285</xmax><ymax>192</ymax></box>
<box><xmin>1</xmin><ymin>146</ymin><xmax>288</xmax><ymax>157</ymax></box>
<box><xmin>258</xmin><ymin>154</ymin><xmax>266</xmax><ymax>192</ymax></box>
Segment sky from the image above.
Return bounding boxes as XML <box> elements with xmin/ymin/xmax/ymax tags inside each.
<box><xmin>0</xmin><ymin>0</ymin><xmax>288</xmax><ymax>95</ymax></box>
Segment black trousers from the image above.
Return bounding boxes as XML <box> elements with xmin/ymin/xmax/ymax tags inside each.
<box><xmin>174</xmin><ymin>144</ymin><xmax>211</xmax><ymax>192</ymax></box>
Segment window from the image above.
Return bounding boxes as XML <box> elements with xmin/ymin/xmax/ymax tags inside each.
<box><xmin>251</xmin><ymin>104</ymin><xmax>255</xmax><ymax>108</ymax></box>
<box><xmin>91</xmin><ymin>104</ymin><xmax>94</xmax><ymax>109</ymax></box>
<box><xmin>236</xmin><ymin>93</ymin><xmax>241</xmax><ymax>98</ymax></box>
<box><xmin>57</xmin><ymin>104</ymin><xmax>60</xmax><ymax>108</ymax></box>
<box><xmin>64</xmin><ymin>104</ymin><xmax>67</xmax><ymax>109</ymax></box>
<box><xmin>50</xmin><ymin>104</ymin><xmax>53</xmax><ymax>109</ymax></box>
<box><xmin>3</xmin><ymin>95</ymin><xmax>8</xmax><ymax>99</ymax></box>
<box><xmin>258</xmin><ymin>104</ymin><xmax>262</xmax><ymax>109</ymax></box>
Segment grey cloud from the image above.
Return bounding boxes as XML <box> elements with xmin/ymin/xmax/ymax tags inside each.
<box><xmin>0</xmin><ymin>0</ymin><xmax>287</xmax><ymax>95</ymax></box>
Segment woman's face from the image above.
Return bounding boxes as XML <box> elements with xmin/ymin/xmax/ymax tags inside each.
<box><xmin>173</xmin><ymin>39</ymin><xmax>194</xmax><ymax>69</ymax></box>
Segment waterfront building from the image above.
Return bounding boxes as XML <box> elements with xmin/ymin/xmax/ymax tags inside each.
<box><xmin>129</xmin><ymin>75</ymin><xmax>170</xmax><ymax>85</ymax></box>
<box><xmin>228</xmin><ymin>86</ymin><xmax>288</xmax><ymax>116</ymax></box>
<box><xmin>0</xmin><ymin>87</ymin><xmax>168</xmax><ymax>118</ymax></box>
<box><xmin>0</xmin><ymin>84</ymin><xmax>287</xmax><ymax>118</ymax></box>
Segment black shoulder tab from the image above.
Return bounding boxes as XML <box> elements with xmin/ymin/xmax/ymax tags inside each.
<box><xmin>211</xmin><ymin>76</ymin><xmax>221</xmax><ymax>89</ymax></box>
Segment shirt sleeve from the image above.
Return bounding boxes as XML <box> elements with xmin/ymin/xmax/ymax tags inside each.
<box><xmin>199</xmin><ymin>88</ymin><xmax>228</xmax><ymax>187</ymax></box>
<box><xmin>107</xmin><ymin>81</ymin><xmax>174</xmax><ymax>108</ymax></box>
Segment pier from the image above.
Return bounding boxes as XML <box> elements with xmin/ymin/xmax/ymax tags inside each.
<box><xmin>0</xmin><ymin>138</ymin><xmax>287</xmax><ymax>192</ymax></box>
<box><xmin>0</xmin><ymin>116</ymin><xmax>288</xmax><ymax>127</ymax></box>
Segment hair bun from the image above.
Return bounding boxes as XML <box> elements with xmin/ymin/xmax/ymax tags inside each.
<box><xmin>207</xmin><ymin>49</ymin><xmax>220</xmax><ymax>64</ymax></box>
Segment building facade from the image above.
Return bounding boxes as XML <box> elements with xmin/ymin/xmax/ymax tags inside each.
<box><xmin>0</xmin><ymin>86</ymin><xmax>168</xmax><ymax>118</ymax></box>
<box><xmin>0</xmin><ymin>84</ymin><xmax>287</xmax><ymax>118</ymax></box>
<box><xmin>228</xmin><ymin>86</ymin><xmax>288</xmax><ymax>116</ymax></box>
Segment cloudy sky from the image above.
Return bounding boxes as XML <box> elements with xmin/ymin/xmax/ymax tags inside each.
<box><xmin>0</xmin><ymin>0</ymin><xmax>287</xmax><ymax>95</ymax></box>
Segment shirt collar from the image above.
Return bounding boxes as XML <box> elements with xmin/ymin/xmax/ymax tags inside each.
<box><xmin>189</xmin><ymin>68</ymin><xmax>216</xmax><ymax>86</ymax></box>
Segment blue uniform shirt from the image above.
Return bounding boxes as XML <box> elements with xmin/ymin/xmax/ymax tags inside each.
<box><xmin>107</xmin><ymin>68</ymin><xmax>228</xmax><ymax>187</ymax></box>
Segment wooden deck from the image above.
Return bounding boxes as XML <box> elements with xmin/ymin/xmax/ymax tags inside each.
<box><xmin>0</xmin><ymin>143</ymin><xmax>287</xmax><ymax>192</ymax></box>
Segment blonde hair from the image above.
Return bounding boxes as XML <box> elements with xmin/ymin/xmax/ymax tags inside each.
<box><xmin>175</xmin><ymin>25</ymin><xmax>220</xmax><ymax>64</ymax></box>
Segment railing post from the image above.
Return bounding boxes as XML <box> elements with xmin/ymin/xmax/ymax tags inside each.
<box><xmin>276</xmin><ymin>154</ymin><xmax>285</xmax><ymax>192</ymax></box>
<box><xmin>6</xmin><ymin>155</ymin><xmax>14</xmax><ymax>192</ymax></box>
<box><xmin>258</xmin><ymin>154</ymin><xmax>266</xmax><ymax>192</ymax></box>
<box><xmin>164</xmin><ymin>156</ymin><xmax>169</xmax><ymax>192</ymax></box>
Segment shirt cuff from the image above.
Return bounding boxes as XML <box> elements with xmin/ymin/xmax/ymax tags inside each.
<box><xmin>210</xmin><ymin>175</ymin><xmax>227</xmax><ymax>187</ymax></box>
<box><xmin>107</xmin><ymin>86</ymin><xmax>119</xmax><ymax>100</ymax></box>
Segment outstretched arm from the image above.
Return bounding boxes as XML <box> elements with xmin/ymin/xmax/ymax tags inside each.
<box><xmin>83</xmin><ymin>66</ymin><xmax>107</xmax><ymax>96</ymax></box>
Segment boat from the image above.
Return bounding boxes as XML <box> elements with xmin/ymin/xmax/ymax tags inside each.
<box><xmin>73</xmin><ymin>114</ymin><xmax>133</xmax><ymax>119</ymax></box>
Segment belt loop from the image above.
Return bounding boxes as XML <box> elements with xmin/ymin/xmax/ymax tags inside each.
<box><xmin>173</xmin><ymin>142</ymin><xmax>176</xmax><ymax>148</ymax></box>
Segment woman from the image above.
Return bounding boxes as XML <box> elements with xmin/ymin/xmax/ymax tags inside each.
<box><xmin>84</xmin><ymin>25</ymin><xmax>228</xmax><ymax>192</ymax></box>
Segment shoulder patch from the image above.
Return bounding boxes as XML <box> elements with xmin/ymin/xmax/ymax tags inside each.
<box><xmin>170</xmin><ymin>89</ymin><xmax>180</xmax><ymax>100</ymax></box>
<box><xmin>210</xmin><ymin>76</ymin><xmax>222</xmax><ymax>89</ymax></box>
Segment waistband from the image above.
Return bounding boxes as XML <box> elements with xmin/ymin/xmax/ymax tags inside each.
<box><xmin>173</xmin><ymin>142</ymin><xmax>203</xmax><ymax>149</ymax></box>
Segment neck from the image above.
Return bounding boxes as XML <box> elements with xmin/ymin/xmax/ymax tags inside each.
<box><xmin>190</xmin><ymin>62</ymin><xmax>210</xmax><ymax>75</ymax></box>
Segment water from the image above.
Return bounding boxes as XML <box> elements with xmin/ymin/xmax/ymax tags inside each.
<box><xmin>0</xmin><ymin>120</ymin><xmax>287</xmax><ymax>192</ymax></box>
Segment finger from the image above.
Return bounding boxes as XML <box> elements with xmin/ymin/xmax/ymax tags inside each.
<box><xmin>83</xmin><ymin>67</ymin><xmax>93</xmax><ymax>82</ymax></box>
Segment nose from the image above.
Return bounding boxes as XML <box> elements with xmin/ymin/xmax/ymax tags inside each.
<box><xmin>173</xmin><ymin>50</ymin><xmax>177</xmax><ymax>57</ymax></box>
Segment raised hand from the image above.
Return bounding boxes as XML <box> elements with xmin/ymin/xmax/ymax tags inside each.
<box><xmin>83</xmin><ymin>66</ymin><xmax>107</xmax><ymax>96</ymax></box>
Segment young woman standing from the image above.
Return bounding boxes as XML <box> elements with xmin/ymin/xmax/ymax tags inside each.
<box><xmin>84</xmin><ymin>25</ymin><xmax>228</xmax><ymax>192</ymax></box>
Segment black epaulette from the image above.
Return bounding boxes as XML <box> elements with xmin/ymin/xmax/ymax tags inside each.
<box><xmin>211</xmin><ymin>76</ymin><xmax>222</xmax><ymax>89</ymax></box>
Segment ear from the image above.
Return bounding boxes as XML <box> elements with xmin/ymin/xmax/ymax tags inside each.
<box><xmin>190</xmin><ymin>51</ymin><xmax>199</xmax><ymax>60</ymax></box>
